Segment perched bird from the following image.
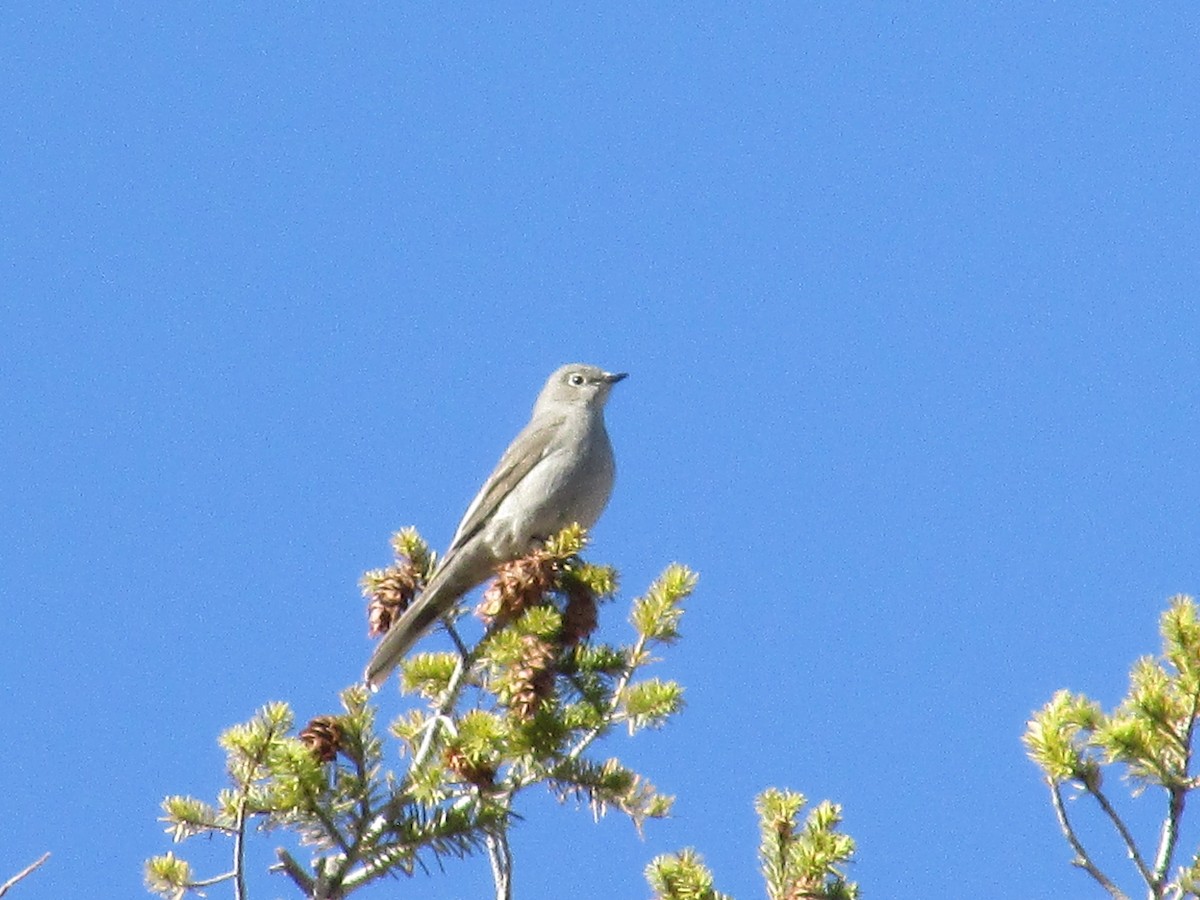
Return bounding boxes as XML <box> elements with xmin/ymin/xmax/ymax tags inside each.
<box><xmin>364</xmin><ymin>363</ymin><xmax>626</xmax><ymax>689</ymax></box>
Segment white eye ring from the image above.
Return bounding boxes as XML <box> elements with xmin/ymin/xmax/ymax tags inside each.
<box><xmin>569</xmin><ymin>372</ymin><xmax>586</xmax><ymax>387</ymax></box>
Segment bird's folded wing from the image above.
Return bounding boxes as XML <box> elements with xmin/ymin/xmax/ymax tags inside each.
<box><xmin>445</xmin><ymin>413</ymin><xmax>565</xmax><ymax>555</ymax></box>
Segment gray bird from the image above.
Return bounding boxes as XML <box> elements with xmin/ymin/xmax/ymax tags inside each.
<box><xmin>365</xmin><ymin>363</ymin><xmax>626</xmax><ymax>689</ymax></box>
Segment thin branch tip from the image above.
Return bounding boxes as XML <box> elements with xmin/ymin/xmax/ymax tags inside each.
<box><xmin>0</xmin><ymin>853</ymin><xmax>51</xmax><ymax>899</ymax></box>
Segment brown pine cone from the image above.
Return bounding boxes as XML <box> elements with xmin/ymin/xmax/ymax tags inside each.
<box><xmin>560</xmin><ymin>580</ymin><xmax>599</xmax><ymax>645</ymax></box>
<box><xmin>477</xmin><ymin>550</ymin><xmax>557</xmax><ymax>628</ymax></box>
<box><xmin>362</xmin><ymin>562</ymin><xmax>421</xmax><ymax>637</ymax></box>
<box><xmin>507</xmin><ymin>635</ymin><xmax>558</xmax><ymax>720</ymax></box>
<box><xmin>299</xmin><ymin>716</ymin><xmax>343</xmax><ymax>763</ymax></box>
<box><xmin>443</xmin><ymin>745</ymin><xmax>496</xmax><ymax>789</ymax></box>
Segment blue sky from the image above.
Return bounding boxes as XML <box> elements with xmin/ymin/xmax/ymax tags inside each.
<box><xmin>4</xmin><ymin>4</ymin><xmax>1199</xmax><ymax>898</ymax></box>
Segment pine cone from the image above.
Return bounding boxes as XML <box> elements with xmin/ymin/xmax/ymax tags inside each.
<box><xmin>362</xmin><ymin>562</ymin><xmax>421</xmax><ymax>637</ymax></box>
<box><xmin>477</xmin><ymin>550</ymin><xmax>557</xmax><ymax>628</ymax></box>
<box><xmin>560</xmin><ymin>579</ymin><xmax>599</xmax><ymax>645</ymax></box>
<box><xmin>508</xmin><ymin>634</ymin><xmax>558</xmax><ymax>720</ymax></box>
<box><xmin>443</xmin><ymin>745</ymin><xmax>496</xmax><ymax>789</ymax></box>
<box><xmin>299</xmin><ymin>716</ymin><xmax>343</xmax><ymax>763</ymax></box>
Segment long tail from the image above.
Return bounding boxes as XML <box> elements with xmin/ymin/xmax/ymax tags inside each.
<box><xmin>363</xmin><ymin>549</ymin><xmax>490</xmax><ymax>690</ymax></box>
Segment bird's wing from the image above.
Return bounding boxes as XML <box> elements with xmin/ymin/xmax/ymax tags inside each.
<box><xmin>444</xmin><ymin>413</ymin><xmax>565</xmax><ymax>556</ymax></box>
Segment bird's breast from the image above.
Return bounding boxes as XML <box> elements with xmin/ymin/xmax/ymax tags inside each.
<box><xmin>484</xmin><ymin>424</ymin><xmax>615</xmax><ymax>555</ymax></box>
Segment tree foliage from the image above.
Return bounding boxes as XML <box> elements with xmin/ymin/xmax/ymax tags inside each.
<box><xmin>146</xmin><ymin>525</ymin><xmax>859</xmax><ymax>899</ymax></box>
<box><xmin>1026</xmin><ymin>594</ymin><xmax>1200</xmax><ymax>899</ymax></box>
<box><xmin>146</xmin><ymin>527</ymin><xmax>691</xmax><ymax>898</ymax></box>
<box><xmin>646</xmin><ymin>789</ymin><xmax>858</xmax><ymax>900</ymax></box>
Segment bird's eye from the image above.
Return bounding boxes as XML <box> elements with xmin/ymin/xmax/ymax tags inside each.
<box><xmin>568</xmin><ymin>373</ymin><xmax>586</xmax><ymax>387</ymax></box>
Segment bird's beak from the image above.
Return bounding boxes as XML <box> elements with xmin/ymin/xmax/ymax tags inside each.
<box><xmin>604</xmin><ymin>371</ymin><xmax>628</xmax><ymax>384</ymax></box>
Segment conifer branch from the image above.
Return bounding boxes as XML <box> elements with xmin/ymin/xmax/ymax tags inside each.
<box><xmin>179</xmin><ymin>873</ymin><xmax>232</xmax><ymax>889</ymax></box>
<box><xmin>1088</xmin><ymin>785</ymin><xmax>1153</xmax><ymax>887</ymax></box>
<box><xmin>272</xmin><ymin>849</ymin><xmax>316</xmax><ymax>895</ymax></box>
<box><xmin>305</xmin><ymin>780</ymin><xmax>353</xmax><ymax>858</ymax></box>
<box><xmin>148</xmin><ymin>529</ymin><xmax>693</xmax><ymax>899</ymax></box>
<box><xmin>394</xmin><ymin>621</ymin><xmax>478</xmax><ymax>794</ymax></box>
<box><xmin>410</xmin><ymin>646</ymin><xmax>470</xmax><ymax>775</ymax></box>
<box><xmin>486</xmin><ymin>827</ymin><xmax>513</xmax><ymax>900</ymax></box>
<box><xmin>1154</xmin><ymin>675</ymin><xmax>1200</xmax><ymax>885</ymax></box>
<box><xmin>233</xmin><ymin>797</ymin><xmax>248</xmax><ymax>900</ymax></box>
<box><xmin>0</xmin><ymin>853</ymin><xmax>50</xmax><ymax>898</ymax></box>
<box><xmin>1027</xmin><ymin>596</ymin><xmax>1200</xmax><ymax>898</ymax></box>
<box><xmin>1153</xmin><ymin>785</ymin><xmax>1186</xmax><ymax>891</ymax></box>
<box><xmin>1048</xmin><ymin>779</ymin><xmax>1129</xmax><ymax>899</ymax></box>
<box><xmin>567</xmin><ymin>630</ymin><xmax>647</xmax><ymax>761</ymax></box>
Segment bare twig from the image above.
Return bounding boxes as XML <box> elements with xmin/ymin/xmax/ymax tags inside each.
<box><xmin>410</xmin><ymin>624</ymin><xmax>473</xmax><ymax>774</ymax></box>
<box><xmin>336</xmin><ymin>735</ymin><xmax>377</xmax><ymax>886</ymax></box>
<box><xmin>486</xmin><ymin>827</ymin><xmax>513</xmax><ymax>900</ymax></box>
<box><xmin>233</xmin><ymin>796</ymin><xmax>248</xmax><ymax>900</ymax></box>
<box><xmin>357</xmin><ymin>625</ymin><xmax>476</xmax><ymax>852</ymax></box>
<box><xmin>311</xmin><ymin>857</ymin><xmax>345</xmax><ymax>900</ymax></box>
<box><xmin>1088</xmin><ymin>785</ymin><xmax>1153</xmax><ymax>887</ymax></box>
<box><xmin>310</xmin><ymin>791</ymin><xmax>353</xmax><ymax>857</ymax></box>
<box><xmin>273</xmin><ymin>848</ymin><xmax>316</xmax><ymax>894</ymax></box>
<box><xmin>446</xmin><ymin>620</ymin><xmax>471</xmax><ymax>658</ymax></box>
<box><xmin>1154</xmin><ymin>679</ymin><xmax>1200</xmax><ymax>888</ymax></box>
<box><xmin>411</xmin><ymin>678</ymin><xmax>464</xmax><ymax>773</ymax></box>
<box><xmin>1048</xmin><ymin>779</ymin><xmax>1129</xmax><ymax>899</ymax></box>
<box><xmin>0</xmin><ymin>853</ymin><xmax>50</xmax><ymax>898</ymax></box>
<box><xmin>1151</xmin><ymin>786</ymin><xmax>1186</xmax><ymax>894</ymax></box>
<box><xmin>184</xmin><ymin>871</ymin><xmax>237</xmax><ymax>889</ymax></box>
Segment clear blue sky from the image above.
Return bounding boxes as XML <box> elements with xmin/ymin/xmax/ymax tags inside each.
<box><xmin>4</xmin><ymin>4</ymin><xmax>1199</xmax><ymax>898</ymax></box>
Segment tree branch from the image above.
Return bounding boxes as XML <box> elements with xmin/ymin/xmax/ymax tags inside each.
<box><xmin>1088</xmin><ymin>785</ymin><xmax>1154</xmax><ymax>887</ymax></box>
<box><xmin>486</xmin><ymin>827</ymin><xmax>513</xmax><ymax>900</ymax></box>
<box><xmin>410</xmin><ymin>623</ymin><xmax>473</xmax><ymax>774</ymax></box>
<box><xmin>567</xmin><ymin>632</ymin><xmax>649</xmax><ymax>761</ymax></box>
<box><xmin>1155</xmin><ymin>675</ymin><xmax>1200</xmax><ymax>887</ymax></box>
<box><xmin>1151</xmin><ymin>786</ymin><xmax>1186</xmax><ymax>893</ymax></box>
<box><xmin>1048</xmin><ymin>778</ymin><xmax>1129</xmax><ymax>899</ymax></box>
<box><xmin>185</xmin><ymin>871</ymin><xmax>236</xmax><ymax>889</ymax></box>
<box><xmin>0</xmin><ymin>853</ymin><xmax>50</xmax><ymax>898</ymax></box>
<box><xmin>273</xmin><ymin>848</ymin><xmax>315</xmax><ymax>895</ymax></box>
<box><xmin>233</xmin><ymin>796</ymin><xmax>248</xmax><ymax>900</ymax></box>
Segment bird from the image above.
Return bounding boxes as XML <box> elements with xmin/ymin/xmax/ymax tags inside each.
<box><xmin>364</xmin><ymin>363</ymin><xmax>627</xmax><ymax>689</ymax></box>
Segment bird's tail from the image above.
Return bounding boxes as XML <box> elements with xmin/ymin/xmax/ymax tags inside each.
<box><xmin>363</xmin><ymin>552</ymin><xmax>482</xmax><ymax>690</ymax></box>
